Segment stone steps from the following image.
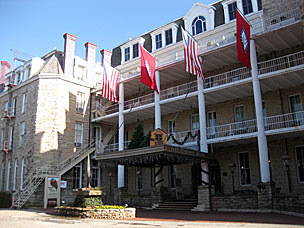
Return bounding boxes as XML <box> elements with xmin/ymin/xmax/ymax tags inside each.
<box><xmin>152</xmin><ymin>200</ymin><xmax>198</xmax><ymax>211</ymax></box>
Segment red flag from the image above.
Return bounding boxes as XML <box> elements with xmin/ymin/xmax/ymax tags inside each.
<box><xmin>140</xmin><ymin>45</ymin><xmax>158</xmax><ymax>93</ymax></box>
<box><xmin>236</xmin><ymin>8</ymin><xmax>251</xmax><ymax>69</ymax></box>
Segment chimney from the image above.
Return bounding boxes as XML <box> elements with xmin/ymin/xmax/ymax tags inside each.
<box><xmin>85</xmin><ymin>42</ymin><xmax>97</xmax><ymax>64</ymax></box>
<box><xmin>63</xmin><ymin>33</ymin><xmax>77</xmax><ymax>75</ymax></box>
<box><xmin>100</xmin><ymin>49</ymin><xmax>112</xmax><ymax>66</ymax></box>
<box><xmin>1</xmin><ymin>61</ymin><xmax>11</xmax><ymax>85</ymax></box>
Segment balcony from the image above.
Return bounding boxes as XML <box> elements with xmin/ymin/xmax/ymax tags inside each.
<box><xmin>92</xmin><ymin>50</ymin><xmax>304</xmax><ymax>124</ymax></box>
<box><xmin>96</xmin><ymin>111</ymin><xmax>304</xmax><ymax>153</ymax></box>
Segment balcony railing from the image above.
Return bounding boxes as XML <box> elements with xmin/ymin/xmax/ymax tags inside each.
<box><xmin>258</xmin><ymin>50</ymin><xmax>304</xmax><ymax>75</ymax></box>
<box><xmin>99</xmin><ymin>49</ymin><xmax>304</xmax><ymax>118</ymax></box>
<box><xmin>264</xmin><ymin>8</ymin><xmax>301</xmax><ymax>31</ymax></box>
<box><xmin>265</xmin><ymin>110</ymin><xmax>304</xmax><ymax>131</ymax></box>
<box><xmin>103</xmin><ymin>141</ymin><xmax>130</xmax><ymax>153</ymax></box>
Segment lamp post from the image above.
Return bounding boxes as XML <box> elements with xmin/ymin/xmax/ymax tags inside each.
<box><xmin>229</xmin><ymin>163</ymin><xmax>236</xmax><ymax>194</ymax></box>
<box><xmin>282</xmin><ymin>155</ymin><xmax>291</xmax><ymax>193</ymax></box>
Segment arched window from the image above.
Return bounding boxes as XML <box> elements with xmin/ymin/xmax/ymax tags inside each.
<box><xmin>0</xmin><ymin>162</ymin><xmax>5</xmax><ymax>191</ymax></box>
<box><xmin>20</xmin><ymin>158</ymin><xmax>25</xmax><ymax>190</ymax></box>
<box><xmin>6</xmin><ymin>160</ymin><xmax>11</xmax><ymax>191</ymax></box>
<box><xmin>192</xmin><ymin>16</ymin><xmax>207</xmax><ymax>35</ymax></box>
<box><xmin>13</xmin><ymin>159</ymin><xmax>18</xmax><ymax>191</ymax></box>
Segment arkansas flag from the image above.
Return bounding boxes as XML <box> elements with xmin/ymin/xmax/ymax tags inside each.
<box><xmin>236</xmin><ymin>8</ymin><xmax>251</xmax><ymax>69</ymax></box>
<box><xmin>140</xmin><ymin>44</ymin><xmax>159</xmax><ymax>93</ymax></box>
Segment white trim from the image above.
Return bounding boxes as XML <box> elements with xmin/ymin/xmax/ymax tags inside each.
<box><xmin>20</xmin><ymin>158</ymin><xmax>25</xmax><ymax>190</ymax></box>
<box><xmin>6</xmin><ymin>160</ymin><xmax>11</xmax><ymax>191</ymax></box>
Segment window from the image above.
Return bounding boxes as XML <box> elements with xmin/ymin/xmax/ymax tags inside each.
<box><xmin>74</xmin><ymin>122</ymin><xmax>83</xmax><ymax>147</ymax></box>
<box><xmin>289</xmin><ymin>94</ymin><xmax>303</xmax><ymax>125</ymax></box>
<box><xmin>76</xmin><ymin>92</ymin><xmax>85</xmax><ymax>113</ymax></box>
<box><xmin>1</xmin><ymin>128</ymin><xmax>4</xmax><ymax>150</ymax></box>
<box><xmin>73</xmin><ymin>162</ymin><xmax>82</xmax><ymax>189</ymax></box>
<box><xmin>22</xmin><ymin>93</ymin><xmax>27</xmax><ymax>113</ymax></box>
<box><xmin>192</xmin><ymin>16</ymin><xmax>207</xmax><ymax>35</ymax></box>
<box><xmin>0</xmin><ymin>162</ymin><xmax>5</xmax><ymax>191</ymax></box>
<box><xmin>191</xmin><ymin>114</ymin><xmax>200</xmax><ymax>130</ymax></box>
<box><xmin>234</xmin><ymin>105</ymin><xmax>245</xmax><ymax>122</ymax></box>
<box><xmin>242</xmin><ymin>0</ymin><xmax>253</xmax><ymax>15</ymax></box>
<box><xmin>9</xmin><ymin>126</ymin><xmax>14</xmax><ymax>150</ymax></box>
<box><xmin>169</xmin><ymin>165</ymin><xmax>176</xmax><ymax>189</ymax></box>
<box><xmin>165</xmin><ymin>29</ymin><xmax>173</xmax><ymax>45</ymax></box>
<box><xmin>136</xmin><ymin>167</ymin><xmax>143</xmax><ymax>191</ymax></box>
<box><xmin>91</xmin><ymin>160</ymin><xmax>100</xmax><ymax>187</ymax></box>
<box><xmin>4</xmin><ymin>101</ymin><xmax>8</xmax><ymax>117</ymax></box>
<box><xmin>6</xmin><ymin>160</ymin><xmax>11</xmax><ymax>191</ymax></box>
<box><xmin>20</xmin><ymin>158</ymin><xmax>25</xmax><ymax>190</ymax></box>
<box><xmin>124</xmin><ymin>47</ymin><xmax>130</xmax><ymax>62</ymax></box>
<box><xmin>27</xmin><ymin>67</ymin><xmax>31</xmax><ymax>79</ymax></box>
<box><xmin>228</xmin><ymin>2</ymin><xmax>237</xmax><ymax>20</ymax></box>
<box><xmin>167</xmin><ymin>119</ymin><xmax>176</xmax><ymax>135</ymax></box>
<box><xmin>12</xmin><ymin>97</ymin><xmax>17</xmax><ymax>117</ymax></box>
<box><xmin>13</xmin><ymin>159</ymin><xmax>18</xmax><ymax>191</ymax></box>
<box><xmin>133</xmin><ymin>43</ymin><xmax>139</xmax><ymax>58</ymax></box>
<box><xmin>19</xmin><ymin>122</ymin><xmax>25</xmax><ymax>147</ymax></box>
<box><xmin>239</xmin><ymin>152</ymin><xmax>251</xmax><ymax>185</ymax></box>
<box><xmin>208</xmin><ymin>111</ymin><xmax>217</xmax><ymax>138</ymax></box>
<box><xmin>156</xmin><ymin>33</ymin><xmax>162</xmax><ymax>49</ymax></box>
<box><xmin>296</xmin><ymin>146</ymin><xmax>304</xmax><ymax>183</ymax></box>
<box><xmin>79</xmin><ymin>66</ymin><xmax>87</xmax><ymax>81</ymax></box>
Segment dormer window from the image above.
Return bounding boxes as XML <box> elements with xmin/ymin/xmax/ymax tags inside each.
<box><xmin>165</xmin><ymin>29</ymin><xmax>173</xmax><ymax>45</ymax></box>
<box><xmin>125</xmin><ymin>47</ymin><xmax>130</xmax><ymax>62</ymax></box>
<box><xmin>192</xmin><ymin>16</ymin><xmax>207</xmax><ymax>35</ymax></box>
<box><xmin>156</xmin><ymin>34</ymin><xmax>162</xmax><ymax>49</ymax></box>
<box><xmin>242</xmin><ymin>0</ymin><xmax>253</xmax><ymax>15</ymax></box>
<box><xmin>120</xmin><ymin>37</ymin><xmax>145</xmax><ymax>64</ymax></box>
<box><xmin>133</xmin><ymin>43</ymin><xmax>139</xmax><ymax>58</ymax></box>
<box><xmin>228</xmin><ymin>2</ymin><xmax>237</xmax><ymax>20</ymax></box>
<box><xmin>151</xmin><ymin>23</ymin><xmax>178</xmax><ymax>52</ymax></box>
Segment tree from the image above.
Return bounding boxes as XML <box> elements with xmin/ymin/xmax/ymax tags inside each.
<box><xmin>128</xmin><ymin>123</ymin><xmax>150</xmax><ymax>149</ymax></box>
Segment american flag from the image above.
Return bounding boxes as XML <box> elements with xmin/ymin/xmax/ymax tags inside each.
<box><xmin>181</xmin><ymin>27</ymin><xmax>204</xmax><ymax>79</ymax></box>
<box><xmin>101</xmin><ymin>62</ymin><xmax>119</xmax><ymax>103</ymax></box>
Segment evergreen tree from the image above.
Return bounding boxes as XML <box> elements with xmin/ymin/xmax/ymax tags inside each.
<box><xmin>128</xmin><ymin>123</ymin><xmax>151</xmax><ymax>149</ymax></box>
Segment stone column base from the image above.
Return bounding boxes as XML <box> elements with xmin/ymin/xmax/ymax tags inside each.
<box><xmin>257</xmin><ymin>182</ymin><xmax>276</xmax><ymax>210</ymax></box>
<box><xmin>193</xmin><ymin>186</ymin><xmax>210</xmax><ymax>211</ymax></box>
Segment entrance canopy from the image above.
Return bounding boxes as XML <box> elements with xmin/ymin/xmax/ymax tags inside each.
<box><xmin>96</xmin><ymin>145</ymin><xmax>214</xmax><ymax>167</ymax></box>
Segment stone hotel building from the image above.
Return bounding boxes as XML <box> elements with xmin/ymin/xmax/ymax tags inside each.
<box><xmin>0</xmin><ymin>0</ymin><xmax>304</xmax><ymax>213</ymax></box>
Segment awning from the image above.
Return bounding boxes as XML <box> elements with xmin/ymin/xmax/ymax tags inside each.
<box><xmin>96</xmin><ymin>144</ymin><xmax>214</xmax><ymax>167</ymax></box>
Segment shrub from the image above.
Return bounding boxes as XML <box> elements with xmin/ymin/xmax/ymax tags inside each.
<box><xmin>82</xmin><ymin>197</ymin><xmax>103</xmax><ymax>208</ymax></box>
<box><xmin>0</xmin><ymin>192</ymin><xmax>12</xmax><ymax>208</ymax></box>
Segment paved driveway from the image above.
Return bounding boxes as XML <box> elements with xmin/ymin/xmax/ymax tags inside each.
<box><xmin>0</xmin><ymin>209</ymin><xmax>303</xmax><ymax>228</ymax></box>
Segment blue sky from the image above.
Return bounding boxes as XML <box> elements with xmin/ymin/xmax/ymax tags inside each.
<box><xmin>0</xmin><ymin>0</ymin><xmax>216</xmax><ymax>67</ymax></box>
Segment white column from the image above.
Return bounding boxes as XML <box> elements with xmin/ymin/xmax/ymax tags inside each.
<box><xmin>118</xmin><ymin>82</ymin><xmax>125</xmax><ymax>188</ymax></box>
<box><xmin>197</xmin><ymin>75</ymin><xmax>209</xmax><ymax>185</ymax></box>
<box><xmin>154</xmin><ymin>70</ymin><xmax>162</xmax><ymax>187</ymax></box>
<box><xmin>251</xmin><ymin>40</ymin><xmax>271</xmax><ymax>183</ymax></box>
<box><xmin>155</xmin><ymin>71</ymin><xmax>161</xmax><ymax>129</ymax></box>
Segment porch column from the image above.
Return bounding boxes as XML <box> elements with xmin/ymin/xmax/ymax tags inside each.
<box><xmin>251</xmin><ymin>40</ymin><xmax>271</xmax><ymax>183</ymax></box>
<box><xmin>155</xmin><ymin>70</ymin><xmax>161</xmax><ymax>129</ymax></box>
<box><xmin>154</xmin><ymin>70</ymin><xmax>162</xmax><ymax>187</ymax></box>
<box><xmin>197</xmin><ymin>75</ymin><xmax>209</xmax><ymax>185</ymax></box>
<box><xmin>118</xmin><ymin>82</ymin><xmax>125</xmax><ymax>188</ymax></box>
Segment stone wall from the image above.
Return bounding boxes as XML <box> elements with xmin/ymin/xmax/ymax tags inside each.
<box><xmin>273</xmin><ymin>194</ymin><xmax>304</xmax><ymax>213</ymax></box>
<box><xmin>211</xmin><ymin>194</ymin><xmax>258</xmax><ymax>211</ymax></box>
<box><xmin>55</xmin><ymin>207</ymin><xmax>136</xmax><ymax>219</ymax></box>
<box><xmin>262</xmin><ymin>0</ymin><xmax>300</xmax><ymax>18</ymax></box>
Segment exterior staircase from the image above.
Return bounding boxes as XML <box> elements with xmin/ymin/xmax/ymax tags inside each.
<box><xmin>152</xmin><ymin>199</ymin><xmax>198</xmax><ymax>211</ymax></box>
<box><xmin>11</xmin><ymin>127</ymin><xmax>117</xmax><ymax>209</ymax></box>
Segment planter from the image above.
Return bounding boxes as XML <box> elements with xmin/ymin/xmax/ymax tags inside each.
<box><xmin>55</xmin><ymin>206</ymin><xmax>136</xmax><ymax>219</ymax></box>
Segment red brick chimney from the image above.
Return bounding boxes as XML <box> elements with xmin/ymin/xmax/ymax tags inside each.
<box><xmin>85</xmin><ymin>42</ymin><xmax>97</xmax><ymax>64</ymax></box>
<box><xmin>63</xmin><ymin>33</ymin><xmax>77</xmax><ymax>76</ymax></box>
<box><xmin>1</xmin><ymin>61</ymin><xmax>11</xmax><ymax>85</ymax></box>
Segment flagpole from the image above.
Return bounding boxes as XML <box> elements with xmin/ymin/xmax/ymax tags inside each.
<box><xmin>236</xmin><ymin>7</ymin><xmax>253</xmax><ymax>28</ymax></box>
<box><xmin>179</xmin><ymin>25</ymin><xmax>200</xmax><ymax>45</ymax></box>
